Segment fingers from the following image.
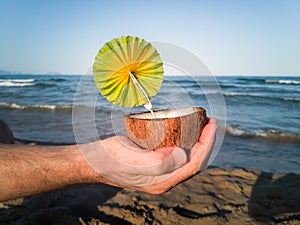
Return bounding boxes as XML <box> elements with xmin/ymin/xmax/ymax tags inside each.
<box><xmin>199</xmin><ymin>118</ymin><xmax>217</xmax><ymax>147</ymax></box>
<box><xmin>142</xmin><ymin>147</ymin><xmax>187</xmax><ymax>176</ymax></box>
<box><xmin>123</xmin><ymin>146</ymin><xmax>187</xmax><ymax>176</ymax></box>
<box><xmin>192</xmin><ymin>118</ymin><xmax>217</xmax><ymax>171</ymax></box>
<box><xmin>101</xmin><ymin>136</ymin><xmax>187</xmax><ymax>176</ymax></box>
<box><xmin>95</xmin><ymin>118</ymin><xmax>216</xmax><ymax>189</ymax></box>
<box><xmin>190</xmin><ymin>118</ymin><xmax>217</xmax><ymax>168</ymax></box>
<box><xmin>115</xmin><ymin>118</ymin><xmax>216</xmax><ymax>179</ymax></box>
<box><xmin>136</xmin><ymin>118</ymin><xmax>217</xmax><ymax>191</ymax></box>
<box><xmin>144</xmin><ymin>117</ymin><xmax>216</xmax><ymax>176</ymax></box>
<box><xmin>142</xmin><ymin>118</ymin><xmax>217</xmax><ymax>178</ymax></box>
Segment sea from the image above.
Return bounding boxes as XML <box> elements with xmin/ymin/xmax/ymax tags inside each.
<box><xmin>0</xmin><ymin>74</ymin><xmax>299</xmax><ymax>174</ymax></box>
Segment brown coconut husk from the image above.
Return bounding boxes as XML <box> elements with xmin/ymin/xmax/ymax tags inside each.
<box><xmin>124</xmin><ymin>107</ymin><xmax>208</xmax><ymax>150</ymax></box>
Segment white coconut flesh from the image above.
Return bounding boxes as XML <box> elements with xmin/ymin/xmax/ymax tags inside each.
<box><xmin>129</xmin><ymin>108</ymin><xmax>197</xmax><ymax>119</ymax></box>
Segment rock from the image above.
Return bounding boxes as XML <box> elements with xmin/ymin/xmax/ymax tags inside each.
<box><xmin>0</xmin><ymin>120</ymin><xmax>14</xmax><ymax>144</ymax></box>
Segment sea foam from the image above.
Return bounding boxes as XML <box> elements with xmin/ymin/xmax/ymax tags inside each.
<box><xmin>223</xmin><ymin>125</ymin><xmax>300</xmax><ymax>142</ymax></box>
<box><xmin>0</xmin><ymin>102</ymin><xmax>72</xmax><ymax>112</ymax></box>
<box><xmin>0</xmin><ymin>79</ymin><xmax>35</xmax><ymax>87</ymax></box>
<box><xmin>265</xmin><ymin>79</ymin><xmax>300</xmax><ymax>85</ymax></box>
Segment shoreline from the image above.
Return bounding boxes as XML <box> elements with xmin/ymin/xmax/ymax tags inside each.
<box><xmin>14</xmin><ymin>137</ymin><xmax>75</xmax><ymax>146</ymax></box>
<box><xmin>1</xmin><ymin>167</ymin><xmax>300</xmax><ymax>224</ymax></box>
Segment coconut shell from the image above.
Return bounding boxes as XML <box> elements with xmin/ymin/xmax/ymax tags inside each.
<box><xmin>124</xmin><ymin>107</ymin><xmax>208</xmax><ymax>150</ymax></box>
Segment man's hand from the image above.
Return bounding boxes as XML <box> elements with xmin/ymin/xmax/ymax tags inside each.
<box><xmin>81</xmin><ymin>118</ymin><xmax>217</xmax><ymax>194</ymax></box>
<box><xmin>0</xmin><ymin>118</ymin><xmax>216</xmax><ymax>202</ymax></box>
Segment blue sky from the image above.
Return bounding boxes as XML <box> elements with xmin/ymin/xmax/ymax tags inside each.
<box><xmin>0</xmin><ymin>0</ymin><xmax>299</xmax><ymax>75</ymax></box>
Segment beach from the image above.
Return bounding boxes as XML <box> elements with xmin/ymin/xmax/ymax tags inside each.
<box><xmin>1</xmin><ymin>167</ymin><xmax>300</xmax><ymax>224</ymax></box>
<box><xmin>0</xmin><ymin>74</ymin><xmax>299</xmax><ymax>224</ymax></box>
<box><xmin>2</xmin><ymin>0</ymin><xmax>300</xmax><ymax>223</ymax></box>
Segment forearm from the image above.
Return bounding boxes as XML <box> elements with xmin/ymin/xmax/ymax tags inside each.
<box><xmin>0</xmin><ymin>143</ymin><xmax>102</xmax><ymax>202</ymax></box>
<box><xmin>0</xmin><ymin>118</ymin><xmax>216</xmax><ymax>201</ymax></box>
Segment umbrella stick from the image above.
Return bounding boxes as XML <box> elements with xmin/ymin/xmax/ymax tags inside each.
<box><xmin>129</xmin><ymin>71</ymin><xmax>155</xmax><ymax>117</ymax></box>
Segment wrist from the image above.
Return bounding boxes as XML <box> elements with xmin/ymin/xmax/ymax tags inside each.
<box><xmin>72</xmin><ymin>141</ymin><xmax>119</xmax><ymax>187</ymax></box>
<box><xmin>69</xmin><ymin>143</ymin><xmax>98</xmax><ymax>184</ymax></box>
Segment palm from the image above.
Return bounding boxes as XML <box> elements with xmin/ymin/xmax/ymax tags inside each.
<box><xmin>93</xmin><ymin>118</ymin><xmax>217</xmax><ymax>193</ymax></box>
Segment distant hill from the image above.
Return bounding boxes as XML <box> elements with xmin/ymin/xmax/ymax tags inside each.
<box><xmin>0</xmin><ymin>69</ymin><xmax>63</xmax><ymax>75</ymax></box>
<box><xmin>0</xmin><ymin>69</ymin><xmax>81</xmax><ymax>76</ymax></box>
<box><xmin>0</xmin><ymin>69</ymin><xmax>13</xmax><ymax>75</ymax></box>
<box><xmin>45</xmin><ymin>72</ymin><xmax>62</xmax><ymax>75</ymax></box>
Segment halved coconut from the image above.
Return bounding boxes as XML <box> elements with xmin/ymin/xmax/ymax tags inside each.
<box><xmin>124</xmin><ymin>107</ymin><xmax>208</xmax><ymax>150</ymax></box>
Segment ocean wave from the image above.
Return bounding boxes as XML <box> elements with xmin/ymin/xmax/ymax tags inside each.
<box><xmin>0</xmin><ymin>102</ymin><xmax>72</xmax><ymax>112</ymax></box>
<box><xmin>49</xmin><ymin>78</ymin><xmax>67</xmax><ymax>82</ymax></box>
<box><xmin>223</xmin><ymin>125</ymin><xmax>300</xmax><ymax>142</ymax></box>
<box><xmin>223</xmin><ymin>92</ymin><xmax>246</xmax><ymax>97</ymax></box>
<box><xmin>165</xmin><ymin>77</ymin><xmax>218</xmax><ymax>86</ymax></box>
<box><xmin>0</xmin><ymin>102</ymin><xmax>121</xmax><ymax>114</ymax></box>
<box><xmin>0</xmin><ymin>79</ymin><xmax>35</xmax><ymax>83</ymax></box>
<box><xmin>0</xmin><ymin>80</ymin><xmax>35</xmax><ymax>87</ymax></box>
<box><xmin>265</xmin><ymin>79</ymin><xmax>300</xmax><ymax>85</ymax></box>
<box><xmin>35</xmin><ymin>82</ymin><xmax>57</xmax><ymax>87</ymax></box>
<box><xmin>13</xmin><ymin>79</ymin><xmax>35</xmax><ymax>83</ymax></box>
<box><xmin>223</xmin><ymin>92</ymin><xmax>300</xmax><ymax>102</ymax></box>
<box><xmin>0</xmin><ymin>78</ymin><xmax>59</xmax><ymax>88</ymax></box>
<box><xmin>283</xmin><ymin>97</ymin><xmax>300</xmax><ymax>102</ymax></box>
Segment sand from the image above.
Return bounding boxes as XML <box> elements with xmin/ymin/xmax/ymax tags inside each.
<box><xmin>1</xmin><ymin>167</ymin><xmax>300</xmax><ymax>225</ymax></box>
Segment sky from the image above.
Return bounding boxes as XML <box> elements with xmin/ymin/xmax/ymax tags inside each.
<box><xmin>0</xmin><ymin>0</ymin><xmax>299</xmax><ymax>75</ymax></box>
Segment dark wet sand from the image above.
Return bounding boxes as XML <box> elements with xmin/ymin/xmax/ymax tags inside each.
<box><xmin>1</xmin><ymin>167</ymin><xmax>300</xmax><ymax>225</ymax></box>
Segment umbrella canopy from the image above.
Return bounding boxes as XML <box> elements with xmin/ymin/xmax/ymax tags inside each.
<box><xmin>93</xmin><ymin>36</ymin><xmax>164</xmax><ymax>108</ymax></box>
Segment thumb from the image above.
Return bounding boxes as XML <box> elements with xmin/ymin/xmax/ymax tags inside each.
<box><xmin>168</xmin><ymin>147</ymin><xmax>188</xmax><ymax>170</ymax></box>
<box><xmin>143</xmin><ymin>147</ymin><xmax>187</xmax><ymax>176</ymax></box>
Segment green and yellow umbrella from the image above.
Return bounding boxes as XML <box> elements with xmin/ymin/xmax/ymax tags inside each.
<box><xmin>93</xmin><ymin>36</ymin><xmax>164</xmax><ymax>109</ymax></box>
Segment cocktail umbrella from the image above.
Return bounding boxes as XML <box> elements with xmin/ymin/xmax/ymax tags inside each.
<box><xmin>93</xmin><ymin>36</ymin><xmax>164</xmax><ymax>109</ymax></box>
